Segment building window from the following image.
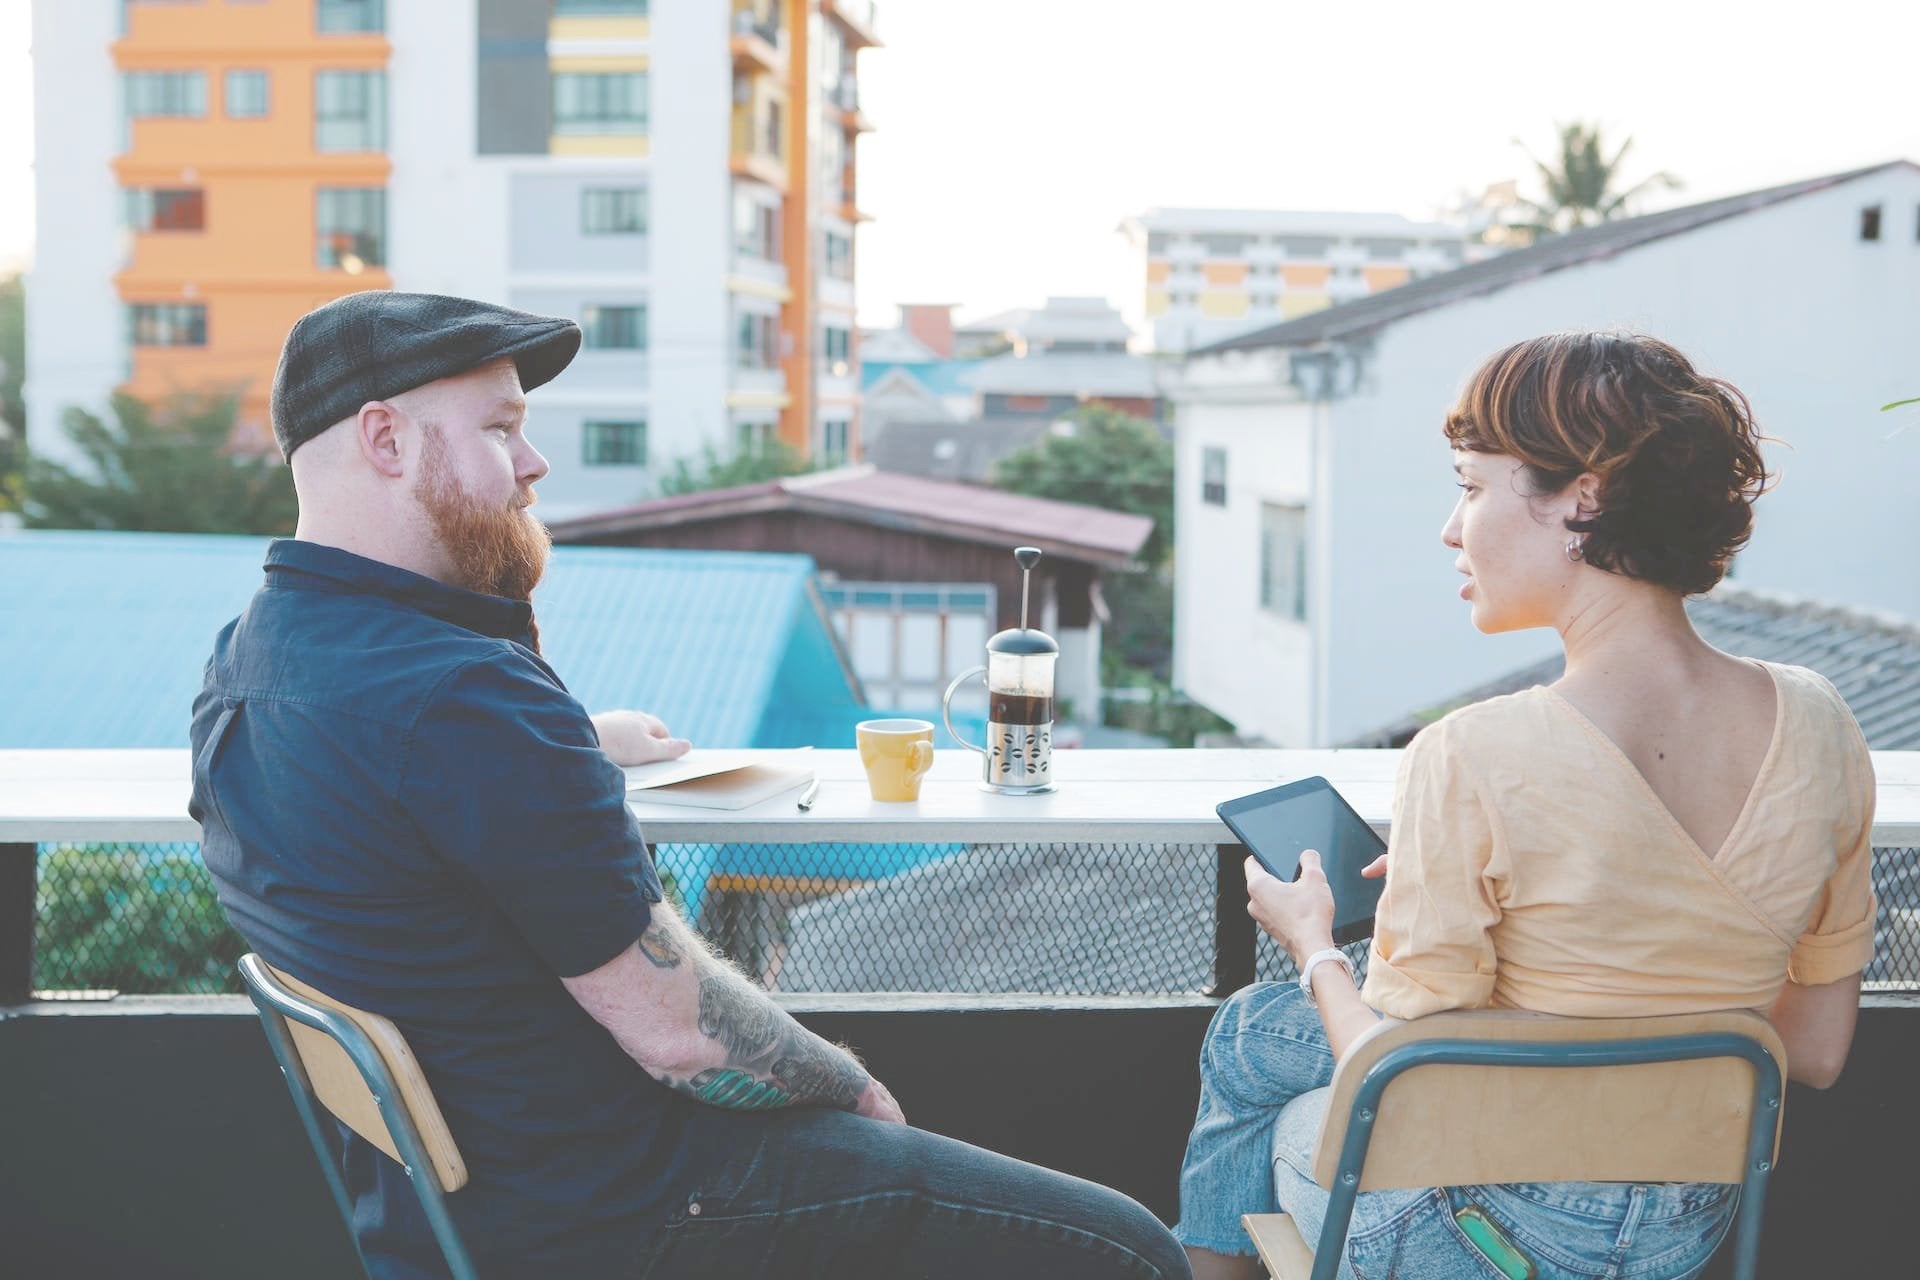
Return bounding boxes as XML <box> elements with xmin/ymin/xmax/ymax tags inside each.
<box><xmin>821</xmin><ymin>418</ymin><xmax>849</xmax><ymax>462</ymax></box>
<box><xmin>738</xmin><ymin>421</ymin><xmax>775</xmax><ymax>456</ymax></box>
<box><xmin>1861</xmin><ymin>205</ymin><xmax>1883</xmax><ymax>242</ymax></box>
<box><xmin>824</xmin><ymin>230</ymin><xmax>853</xmax><ymax>280</ymax></box>
<box><xmin>822</xmin><ymin>324</ymin><xmax>852</xmax><ymax>370</ymax></box>
<box><xmin>125</xmin><ymin>188</ymin><xmax>204</xmax><ymax>232</ymax></box>
<box><xmin>315</xmin><ymin>70</ymin><xmax>386</xmax><ymax>151</ymax></box>
<box><xmin>736</xmin><ymin>313</ymin><xmax>779</xmax><ymax>369</ymax></box>
<box><xmin>316</xmin><ymin>188</ymin><xmax>386</xmax><ymax>270</ymax></box>
<box><xmin>128</xmin><ymin>302</ymin><xmax>207</xmax><ymax>347</ymax></box>
<box><xmin>1201</xmin><ymin>446</ymin><xmax>1227</xmax><ymax>506</ymax></box>
<box><xmin>316</xmin><ymin>0</ymin><xmax>384</xmax><ymax>33</ymax></box>
<box><xmin>556</xmin><ymin>0</ymin><xmax>649</xmax><ymax>13</ymax></box>
<box><xmin>582</xmin><ymin>187</ymin><xmax>647</xmax><ymax>235</ymax></box>
<box><xmin>1200</xmin><ymin>233</ymin><xmax>1246</xmax><ymax>257</ymax></box>
<box><xmin>224</xmin><ymin>70</ymin><xmax>269</xmax><ymax>118</ymax></box>
<box><xmin>1259</xmin><ymin>503</ymin><xmax>1307</xmax><ymax>622</ymax></box>
<box><xmin>583</xmin><ymin>420</ymin><xmax>647</xmax><ymax>466</ymax></box>
<box><xmin>554</xmin><ymin>72</ymin><xmax>648</xmax><ymax>135</ymax></box>
<box><xmin>581</xmin><ymin>305</ymin><xmax>647</xmax><ymax>350</ymax></box>
<box><xmin>1282</xmin><ymin>236</ymin><xmax>1334</xmax><ymax>258</ymax></box>
<box><xmin>733</xmin><ymin>194</ymin><xmax>780</xmax><ymax>261</ymax></box>
<box><xmin>124</xmin><ymin>71</ymin><xmax>207</xmax><ymax>120</ymax></box>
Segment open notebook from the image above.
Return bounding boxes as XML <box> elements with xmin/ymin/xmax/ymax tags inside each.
<box><xmin>622</xmin><ymin>747</ymin><xmax>814</xmax><ymax>811</ymax></box>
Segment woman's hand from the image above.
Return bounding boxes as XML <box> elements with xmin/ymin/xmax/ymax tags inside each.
<box><xmin>591</xmin><ymin>710</ymin><xmax>692</xmax><ymax>767</ymax></box>
<box><xmin>1245</xmin><ymin>850</ymin><xmax>1338</xmax><ymax>967</ymax></box>
<box><xmin>1362</xmin><ymin>854</ymin><xmax>1387</xmax><ymax>879</ymax></box>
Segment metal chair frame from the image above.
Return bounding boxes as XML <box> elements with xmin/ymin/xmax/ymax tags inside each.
<box><xmin>239</xmin><ymin>953</ymin><xmax>478</xmax><ymax>1280</ymax></box>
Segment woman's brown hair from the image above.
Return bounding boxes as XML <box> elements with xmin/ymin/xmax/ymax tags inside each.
<box><xmin>1444</xmin><ymin>332</ymin><xmax>1773</xmax><ymax>595</ymax></box>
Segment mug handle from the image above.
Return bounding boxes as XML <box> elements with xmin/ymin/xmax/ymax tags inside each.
<box><xmin>941</xmin><ymin>666</ymin><xmax>989</xmax><ymax>756</ymax></box>
<box><xmin>909</xmin><ymin>740</ymin><xmax>935</xmax><ymax>778</ymax></box>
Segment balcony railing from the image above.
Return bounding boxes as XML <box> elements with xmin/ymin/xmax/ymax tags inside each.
<box><xmin>4</xmin><ymin>747</ymin><xmax>1918</xmax><ymax>1277</ymax></box>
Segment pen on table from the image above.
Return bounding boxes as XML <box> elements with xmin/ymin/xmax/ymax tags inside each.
<box><xmin>796</xmin><ymin>779</ymin><xmax>821</xmax><ymax>811</ymax></box>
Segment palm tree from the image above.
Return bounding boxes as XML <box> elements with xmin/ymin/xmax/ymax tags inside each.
<box><xmin>1514</xmin><ymin>122</ymin><xmax>1681</xmax><ymax>237</ymax></box>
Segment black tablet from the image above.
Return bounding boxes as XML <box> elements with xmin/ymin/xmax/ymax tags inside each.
<box><xmin>1215</xmin><ymin>776</ymin><xmax>1386</xmax><ymax>946</ymax></box>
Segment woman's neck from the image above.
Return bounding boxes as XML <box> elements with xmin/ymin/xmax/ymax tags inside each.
<box><xmin>1555</xmin><ymin>581</ymin><xmax>1711</xmax><ymax>685</ymax></box>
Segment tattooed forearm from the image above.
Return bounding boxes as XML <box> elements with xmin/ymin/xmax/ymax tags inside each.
<box><xmin>687</xmin><ymin>971</ymin><xmax>870</xmax><ymax>1112</ymax></box>
<box><xmin>637</xmin><ymin>920</ymin><xmax>684</xmax><ymax>969</ymax></box>
<box><xmin>771</xmin><ymin>1049</ymin><xmax>865</xmax><ymax>1111</ymax></box>
<box><xmin>698</xmin><ymin>975</ymin><xmax>782</xmax><ymax>1057</ymax></box>
<box><xmin>685</xmin><ymin>1068</ymin><xmax>791</xmax><ymax>1109</ymax></box>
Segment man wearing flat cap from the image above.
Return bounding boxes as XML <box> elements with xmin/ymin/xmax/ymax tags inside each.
<box><xmin>189</xmin><ymin>292</ymin><xmax>1186</xmax><ymax>1279</ymax></box>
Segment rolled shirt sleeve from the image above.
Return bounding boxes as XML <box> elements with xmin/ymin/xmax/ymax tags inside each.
<box><xmin>1362</xmin><ymin>723</ymin><xmax>1504</xmax><ymax>1020</ymax></box>
<box><xmin>1787</xmin><ymin>723</ymin><xmax>1878</xmax><ymax>986</ymax></box>
<box><xmin>401</xmin><ymin>653</ymin><xmax>661</xmax><ymax>978</ymax></box>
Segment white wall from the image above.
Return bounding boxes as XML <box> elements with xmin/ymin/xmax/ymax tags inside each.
<box><xmin>1171</xmin><ymin>349</ymin><xmax>1319</xmax><ymax>745</ymax></box>
<box><xmin>24</xmin><ymin>0</ymin><xmax>122</xmax><ymax>473</ymax></box>
<box><xmin>1317</xmin><ymin>165</ymin><xmax>1920</xmax><ymax>745</ymax></box>
<box><xmin>388</xmin><ymin>0</ymin><xmax>510</xmax><ymax>305</ymax></box>
<box><xmin>650</xmin><ymin>0</ymin><xmax>734</xmax><ymax>476</ymax></box>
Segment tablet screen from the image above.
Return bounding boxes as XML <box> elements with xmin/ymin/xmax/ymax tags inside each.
<box><xmin>1216</xmin><ymin>777</ymin><xmax>1386</xmax><ymax>945</ymax></box>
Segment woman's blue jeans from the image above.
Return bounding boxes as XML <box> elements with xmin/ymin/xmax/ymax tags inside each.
<box><xmin>1175</xmin><ymin>983</ymin><xmax>1739</xmax><ymax>1280</ymax></box>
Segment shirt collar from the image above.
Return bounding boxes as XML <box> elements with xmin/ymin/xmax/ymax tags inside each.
<box><xmin>263</xmin><ymin>538</ymin><xmax>536</xmax><ymax>643</ymax></box>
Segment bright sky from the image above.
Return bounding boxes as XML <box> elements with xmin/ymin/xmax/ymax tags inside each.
<box><xmin>4</xmin><ymin>1</ymin><xmax>1918</xmax><ymax>328</ymax></box>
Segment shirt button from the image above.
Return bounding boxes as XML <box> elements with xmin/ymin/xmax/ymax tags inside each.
<box><xmin>688</xmin><ymin>1202</ymin><xmax>702</xmax><ymax>1217</ymax></box>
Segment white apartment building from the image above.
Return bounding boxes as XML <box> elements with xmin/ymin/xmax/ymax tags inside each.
<box><xmin>1167</xmin><ymin>162</ymin><xmax>1920</xmax><ymax>746</ymax></box>
<box><xmin>27</xmin><ymin>0</ymin><xmax>879</xmax><ymax>521</ymax></box>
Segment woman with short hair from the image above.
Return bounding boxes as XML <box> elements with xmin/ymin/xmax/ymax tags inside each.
<box><xmin>1175</xmin><ymin>331</ymin><xmax>1876</xmax><ymax>1280</ymax></box>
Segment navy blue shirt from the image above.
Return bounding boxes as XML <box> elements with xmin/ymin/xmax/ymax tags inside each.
<box><xmin>190</xmin><ymin>540</ymin><xmax>686</xmax><ymax>1278</ymax></box>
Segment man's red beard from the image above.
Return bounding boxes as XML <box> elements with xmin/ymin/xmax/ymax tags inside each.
<box><xmin>417</xmin><ymin>423</ymin><xmax>552</xmax><ymax>608</ymax></box>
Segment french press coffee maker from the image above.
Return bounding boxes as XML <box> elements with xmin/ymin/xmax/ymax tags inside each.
<box><xmin>942</xmin><ymin>546</ymin><xmax>1058</xmax><ymax>795</ymax></box>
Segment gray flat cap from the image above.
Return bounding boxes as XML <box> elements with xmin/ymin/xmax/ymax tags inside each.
<box><xmin>270</xmin><ymin>291</ymin><xmax>582</xmax><ymax>460</ymax></box>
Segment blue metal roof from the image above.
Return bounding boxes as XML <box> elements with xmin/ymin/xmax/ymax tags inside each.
<box><xmin>0</xmin><ymin>531</ymin><xmax>865</xmax><ymax>750</ymax></box>
<box><xmin>860</xmin><ymin>359</ymin><xmax>979</xmax><ymax>399</ymax></box>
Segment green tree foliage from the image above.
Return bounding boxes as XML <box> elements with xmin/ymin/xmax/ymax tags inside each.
<box><xmin>1516</xmin><ymin>122</ymin><xmax>1680</xmax><ymax>236</ymax></box>
<box><xmin>22</xmin><ymin>389</ymin><xmax>298</xmax><ymax>533</ymax></box>
<box><xmin>0</xmin><ymin>273</ymin><xmax>24</xmax><ymax>510</ymax></box>
<box><xmin>989</xmin><ymin>405</ymin><xmax>1173</xmax><ymax>569</ymax></box>
<box><xmin>37</xmin><ymin>846</ymin><xmax>249</xmax><ymax>994</ymax></box>
<box><xmin>658</xmin><ymin>439</ymin><xmax>818</xmax><ymax>496</ymax></box>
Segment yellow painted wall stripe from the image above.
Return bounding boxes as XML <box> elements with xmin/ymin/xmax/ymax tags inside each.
<box><xmin>725</xmin><ymin>274</ymin><xmax>794</xmax><ymax>302</ymax></box>
<box><xmin>549</xmin><ymin>16</ymin><xmax>651</xmax><ymax>41</ymax></box>
<box><xmin>724</xmin><ymin>390</ymin><xmax>793</xmax><ymax>409</ymax></box>
<box><xmin>549</xmin><ymin>53</ymin><xmax>650</xmax><ymax>73</ymax></box>
<box><xmin>550</xmin><ymin>135</ymin><xmax>651</xmax><ymax>157</ymax></box>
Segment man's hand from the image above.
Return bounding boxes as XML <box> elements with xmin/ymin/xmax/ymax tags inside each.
<box><xmin>1246</xmin><ymin>850</ymin><xmax>1338</xmax><ymax>968</ymax></box>
<box><xmin>591</xmin><ymin>710</ymin><xmax>691</xmax><ymax>767</ymax></box>
<box><xmin>855</xmin><ymin>1076</ymin><xmax>907</xmax><ymax>1125</ymax></box>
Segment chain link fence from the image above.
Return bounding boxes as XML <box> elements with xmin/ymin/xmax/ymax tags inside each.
<box><xmin>28</xmin><ymin>840</ymin><xmax>1920</xmax><ymax>996</ymax></box>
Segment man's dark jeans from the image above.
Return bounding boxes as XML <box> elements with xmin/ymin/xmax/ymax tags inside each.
<box><xmin>630</xmin><ymin>1106</ymin><xmax>1191</xmax><ymax>1279</ymax></box>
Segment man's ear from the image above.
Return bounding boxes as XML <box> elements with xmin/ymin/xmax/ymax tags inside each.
<box><xmin>356</xmin><ymin>401</ymin><xmax>407</xmax><ymax>478</ymax></box>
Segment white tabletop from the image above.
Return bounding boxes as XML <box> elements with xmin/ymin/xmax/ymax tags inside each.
<box><xmin>5</xmin><ymin>748</ymin><xmax>1920</xmax><ymax>847</ymax></box>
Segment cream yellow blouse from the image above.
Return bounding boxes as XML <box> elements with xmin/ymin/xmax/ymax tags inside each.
<box><xmin>1361</xmin><ymin>661</ymin><xmax>1878</xmax><ymax>1021</ymax></box>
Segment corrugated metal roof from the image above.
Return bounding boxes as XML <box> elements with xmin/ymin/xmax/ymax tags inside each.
<box><xmin>1343</xmin><ymin>582</ymin><xmax>1920</xmax><ymax>751</ymax></box>
<box><xmin>545</xmin><ymin>465</ymin><xmax>1156</xmax><ymax>565</ymax></box>
<box><xmin>0</xmin><ymin>531</ymin><xmax>861</xmax><ymax>750</ymax></box>
<box><xmin>860</xmin><ymin>358</ymin><xmax>980</xmax><ymax>398</ymax></box>
<box><xmin>1195</xmin><ymin>161</ymin><xmax>1916</xmax><ymax>357</ymax></box>
<box><xmin>961</xmin><ymin>352</ymin><xmax>1160</xmax><ymax>398</ymax></box>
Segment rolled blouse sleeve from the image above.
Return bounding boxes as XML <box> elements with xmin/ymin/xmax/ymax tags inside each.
<box><xmin>1787</xmin><ymin>719</ymin><xmax>1878</xmax><ymax>986</ymax></box>
<box><xmin>1361</xmin><ymin>722</ymin><xmax>1503</xmax><ymax>1019</ymax></box>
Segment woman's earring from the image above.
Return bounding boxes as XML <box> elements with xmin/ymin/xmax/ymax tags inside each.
<box><xmin>1565</xmin><ymin>537</ymin><xmax>1586</xmax><ymax>563</ymax></box>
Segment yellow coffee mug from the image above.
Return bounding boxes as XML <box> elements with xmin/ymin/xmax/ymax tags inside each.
<box><xmin>857</xmin><ymin>718</ymin><xmax>936</xmax><ymax>802</ymax></box>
